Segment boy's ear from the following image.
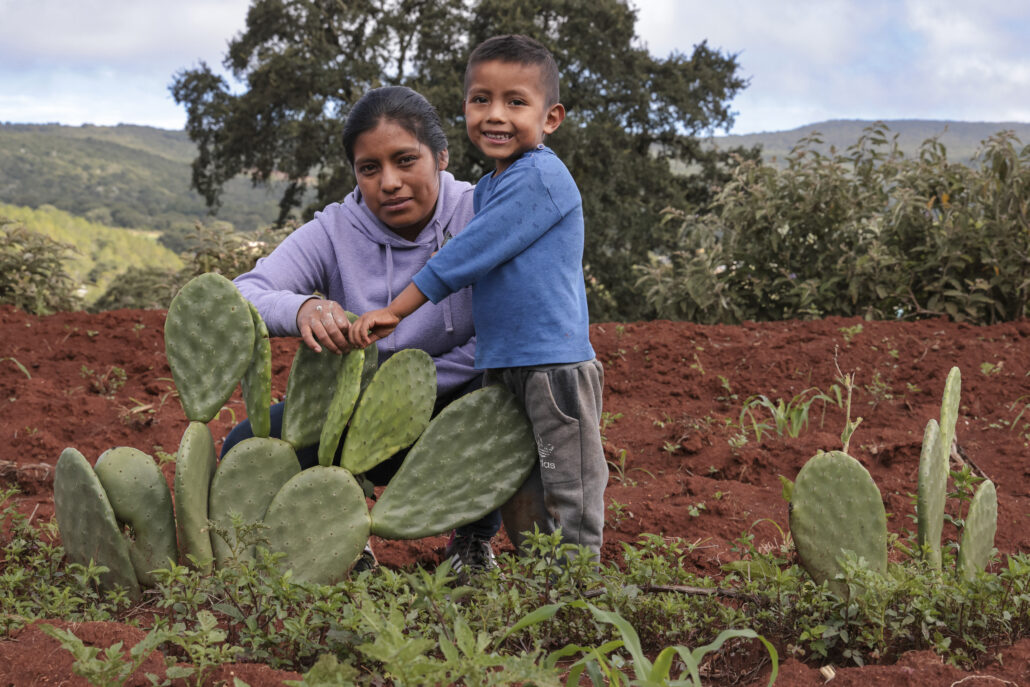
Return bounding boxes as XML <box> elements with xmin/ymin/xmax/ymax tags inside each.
<box><xmin>437</xmin><ymin>149</ymin><xmax>449</xmax><ymax>171</ymax></box>
<box><xmin>543</xmin><ymin>103</ymin><xmax>566</xmax><ymax>135</ymax></box>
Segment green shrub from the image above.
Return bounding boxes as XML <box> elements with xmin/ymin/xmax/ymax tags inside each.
<box><xmin>0</xmin><ymin>219</ymin><xmax>82</xmax><ymax>314</ymax></box>
<box><xmin>636</xmin><ymin>124</ymin><xmax>1030</xmax><ymax>324</ymax></box>
<box><xmin>89</xmin><ymin>266</ymin><xmax>185</xmax><ymax>311</ymax></box>
<box><xmin>92</xmin><ymin>221</ymin><xmax>295</xmax><ymax>311</ymax></box>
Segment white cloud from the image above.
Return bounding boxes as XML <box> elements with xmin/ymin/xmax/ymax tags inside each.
<box><xmin>0</xmin><ymin>0</ymin><xmax>1027</xmax><ymax>131</ymax></box>
<box><xmin>632</xmin><ymin>0</ymin><xmax>1030</xmax><ymax>132</ymax></box>
<box><xmin>0</xmin><ymin>0</ymin><xmax>250</xmax><ymax>66</ymax></box>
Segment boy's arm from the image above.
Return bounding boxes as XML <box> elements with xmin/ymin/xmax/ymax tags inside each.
<box><xmin>415</xmin><ymin>163</ymin><xmax>566</xmax><ymax>301</ymax></box>
<box><xmin>348</xmin><ymin>282</ymin><xmax>428</xmax><ymax>347</ymax></box>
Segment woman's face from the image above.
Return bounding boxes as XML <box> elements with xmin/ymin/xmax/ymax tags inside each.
<box><xmin>352</xmin><ymin>118</ymin><xmax>449</xmax><ymax>240</ymax></box>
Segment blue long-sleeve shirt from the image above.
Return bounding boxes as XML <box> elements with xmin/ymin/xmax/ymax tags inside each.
<box><xmin>414</xmin><ymin>146</ymin><xmax>594</xmax><ymax>369</ymax></box>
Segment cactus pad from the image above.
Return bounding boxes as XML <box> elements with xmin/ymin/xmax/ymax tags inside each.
<box><xmin>938</xmin><ymin>367</ymin><xmax>961</xmax><ymax>453</ymax></box>
<box><xmin>262</xmin><ymin>466</ymin><xmax>371</xmax><ymax>584</ymax></box>
<box><xmin>318</xmin><ymin>348</ymin><xmax>364</xmax><ymax>467</ymax></box>
<box><xmin>241</xmin><ymin>302</ymin><xmax>272</xmax><ymax>438</ymax></box>
<box><xmin>54</xmin><ymin>448</ymin><xmax>140</xmax><ymax>599</ymax></box>
<box><xmin>281</xmin><ymin>345</ymin><xmax>345</xmax><ymax>449</ymax></box>
<box><xmin>958</xmin><ymin>479</ymin><xmax>997</xmax><ymax>581</ymax></box>
<box><xmin>789</xmin><ymin>450</ymin><xmax>887</xmax><ymax>594</ymax></box>
<box><xmin>343</xmin><ymin>310</ymin><xmax>379</xmax><ymax>391</ymax></box>
<box><xmin>371</xmin><ymin>385</ymin><xmax>536</xmax><ymax>539</ymax></box>
<box><xmin>916</xmin><ymin>418</ymin><xmax>946</xmax><ymax>568</ymax></box>
<box><xmin>165</xmin><ymin>273</ymin><xmax>255</xmax><ymax>422</ymax></box>
<box><xmin>94</xmin><ymin>447</ymin><xmax>178</xmax><ymax>586</ymax></box>
<box><xmin>208</xmin><ymin>437</ymin><xmax>300</xmax><ymax>565</ymax></box>
<box><xmin>174</xmin><ymin>422</ymin><xmax>218</xmax><ymax>570</ymax></box>
<box><xmin>341</xmin><ymin>349</ymin><xmax>436</xmax><ymax>475</ymax></box>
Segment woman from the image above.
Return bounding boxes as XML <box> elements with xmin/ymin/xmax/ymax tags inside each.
<box><xmin>225</xmin><ymin>86</ymin><xmax>497</xmax><ymax>576</ymax></box>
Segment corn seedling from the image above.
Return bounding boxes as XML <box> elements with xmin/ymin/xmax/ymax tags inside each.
<box><xmin>80</xmin><ymin>364</ymin><xmax>127</xmax><ymax>396</ymax></box>
<box><xmin>834</xmin><ymin>352</ymin><xmax>863</xmax><ymax>454</ymax></box>
<box><xmin>838</xmin><ymin>323</ymin><xmax>863</xmax><ymax>343</ymax></box>
<box><xmin>546</xmin><ymin>601</ymin><xmax>779</xmax><ymax>687</ymax></box>
<box><xmin>739</xmin><ymin>386</ymin><xmax>830</xmax><ymax>439</ymax></box>
<box><xmin>599</xmin><ymin>411</ymin><xmax>623</xmax><ymax>442</ymax></box>
<box><xmin>1</xmin><ymin>356</ymin><xmax>30</xmax><ymax>379</ymax></box>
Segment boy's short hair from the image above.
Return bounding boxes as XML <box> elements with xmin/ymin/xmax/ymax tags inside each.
<box><xmin>464</xmin><ymin>34</ymin><xmax>560</xmax><ymax>106</ymax></box>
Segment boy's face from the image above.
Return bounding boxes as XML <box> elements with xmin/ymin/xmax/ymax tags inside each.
<box><xmin>463</xmin><ymin>59</ymin><xmax>565</xmax><ymax>175</ymax></box>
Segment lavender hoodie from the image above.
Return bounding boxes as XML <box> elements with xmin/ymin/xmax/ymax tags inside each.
<box><xmin>234</xmin><ymin>171</ymin><xmax>478</xmax><ymax>396</ymax></box>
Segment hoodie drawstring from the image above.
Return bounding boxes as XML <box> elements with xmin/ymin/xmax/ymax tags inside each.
<box><xmin>433</xmin><ymin>221</ymin><xmax>455</xmax><ymax>333</ymax></box>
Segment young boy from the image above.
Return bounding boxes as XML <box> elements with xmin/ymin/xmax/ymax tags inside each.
<box><xmin>350</xmin><ymin>34</ymin><xmax>606</xmax><ymax>561</ymax></box>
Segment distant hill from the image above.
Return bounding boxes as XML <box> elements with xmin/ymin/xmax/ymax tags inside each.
<box><xmin>0</xmin><ymin>123</ymin><xmax>297</xmax><ymax>234</ymax></box>
<box><xmin>3</xmin><ymin>120</ymin><xmax>1026</xmax><ymax>239</ymax></box>
<box><xmin>707</xmin><ymin>119</ymin><xmax>1030</xmax><ymax>165</ymax></box>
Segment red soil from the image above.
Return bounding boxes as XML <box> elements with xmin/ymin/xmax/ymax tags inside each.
<box><xmin>1</xmin><ymin>305</ymin><xmax>1028</xmax><ymax>686</ymax></box>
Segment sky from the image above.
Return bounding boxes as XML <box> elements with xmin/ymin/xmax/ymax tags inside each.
<box><xmin>1</xmin><ymin>0</ymin><xmax>1028</xmax><ymax>135</ymax></box>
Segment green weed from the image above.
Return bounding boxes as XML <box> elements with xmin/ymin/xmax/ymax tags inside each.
<box><xmin>80</xmin><ymin>364</ymin><xmax>127</xmax><ymax>395</ymax></box>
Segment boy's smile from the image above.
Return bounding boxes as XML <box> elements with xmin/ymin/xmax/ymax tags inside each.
<box><xmin>463</xmin><ymin>60</ymin><xmax>565</xmax><ymax>175</ymax></box>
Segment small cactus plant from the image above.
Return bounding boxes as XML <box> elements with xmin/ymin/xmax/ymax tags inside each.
<box><xmin>788</xmin><ymin>365</ymin><xmax>997</xmax><ymax>592</ymax></box>
<box><xmin>917</xmin><ymin>366</ymin><xmax>960</xmax><ymax>569</ymax></box>
<box><xmin>957</xmin><ymin>479</ymin><xmax>998</xmax><ymax>580</ymax></box>
<box><xmin>54</xmin><ymin>273</ymin><xmax>537</xmax><ymax>591</ymax></box>
<box><xmin>789</xmin><ymin>450</ymin><xmax>888</xmax><ymax>596</ymax></box>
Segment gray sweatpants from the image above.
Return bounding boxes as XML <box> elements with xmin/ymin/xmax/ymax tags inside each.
<box><xmin>485</xmin><ymin>359</ymin><xmax>607</xmax><ymax>558</ymax></box>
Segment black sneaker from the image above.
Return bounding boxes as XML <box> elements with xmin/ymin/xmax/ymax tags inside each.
<box><xmin>444</xmin><ymin>532</ymin><xmax>497</xmax><ymax>580</ymax></box>
<box><xmin>351</xmin><ymin>543</ymin><xmax>378</xmax><ymax>574</ymax></box>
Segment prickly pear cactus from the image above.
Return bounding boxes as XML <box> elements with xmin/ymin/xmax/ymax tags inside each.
<box><xmin>371</xmin><ymin>385</ymin><xmax>536</xmax><ymax>539</ymax></box>
<box><xmin>174</xmin><ymin>422</ymin><xmax>218</xmax><ymax>570</ymax></box>
<box><xmin>789</xmin><ymin>450</ymin><xmax>887</xmax><ymax>595</ymax></box>
<box><xmin>208</xmin><ymin>437</ymin><xmax>301</xmax><ymax>565</ymax></box>
<box><xmin>318</xmin><ymin>347</ymin><xmax>364</xmax><ymax>467</ymax></box>
<box><xmin>262</xmin><ymin>466</ymin><xmax>371</xmax><ymax>584</ymax></box>
<box><xmin>916</xmin><ymin>418</ymin><xmax>945</xmax><ymax>569</ymax></box>
<box><xmin>94</xmin><ymin>447</ymin><xmax>178</xmax><ymax>587</ymax></box>
<box><xmin>165</xmin><ymin>273</ymin><xmax>255</xmax><ymax>422</ymax></box>
<box><xmin>957</xmin><ymin>479</ymin><xmax>997</xmax><ymax>581</ymax></box>
<box><xmin>57</xmin><ymin>274</ymin><xmax>542</xmax><ymax>587</ymax></box>
<box><xmin>281</xmin><ymin>345</ymin><xmax>346</xmax><ymax>449</ymax></box>
<box><xmin>241</xmin><ymin>302</ymin><xmax>272</xmax><ymax>438</ymax></box>
<box><xmin>917</xmin><ymin>366</ymin><xmax>961</xmax><ymax>570</ymax></box>
<box><xmin>341</xmin><ymin>349</ymin><xmax>435</xmax><ymax>475</ymax></box>
<box><xmin>54</xmin><ymin>448</ymin><xmax>140</xmax><ymax>599</ymax></box>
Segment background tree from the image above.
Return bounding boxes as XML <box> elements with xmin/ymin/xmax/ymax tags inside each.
<box><xmin>171</xmin><ymin>0</ymin><xmax>751</xmax><ymax>320</ymax></box>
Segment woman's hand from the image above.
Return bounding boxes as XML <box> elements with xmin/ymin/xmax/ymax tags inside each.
<box><xmin>297</xmin><ymin>298</ymin><xmax>352</xmax><ymax>354</ymax></box>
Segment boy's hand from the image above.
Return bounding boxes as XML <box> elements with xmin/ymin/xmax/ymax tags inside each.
<box><xmin>297</xmin><ymin>298</ymin><xmax>352</xmax><ymax>354</ymax></box>
<box><xmin>348</xmin><ymin>309</ymin><xmax>400</xmax><ymax>348</ymax></box>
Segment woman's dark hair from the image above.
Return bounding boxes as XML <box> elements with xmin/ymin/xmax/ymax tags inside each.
<box><xmin>342</xmin><ymin>86</ymin><xmax>449</xmax><ymax>166</ymax></box>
